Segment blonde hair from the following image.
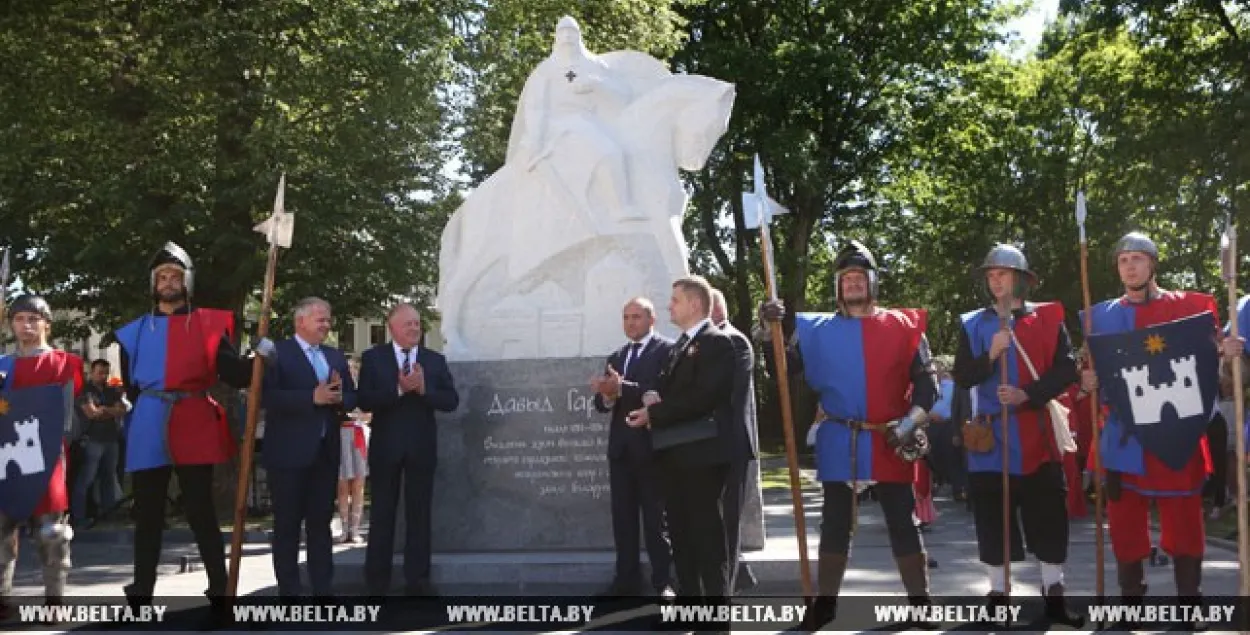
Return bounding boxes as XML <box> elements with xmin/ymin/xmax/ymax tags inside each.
<box><xmin>672</xmin><ymin>275</ymin><xmax>713</xmax><ymax>314</ymax></box>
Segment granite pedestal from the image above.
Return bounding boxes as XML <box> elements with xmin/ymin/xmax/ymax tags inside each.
<box><xmin>383</xmin><ymin>357</ymin><xmax>765</xmax><ymax>583</ymax></box>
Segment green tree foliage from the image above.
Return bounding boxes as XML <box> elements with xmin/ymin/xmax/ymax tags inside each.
<box><xmin>0</xmin><ymin>0</ymin><xmax>458</xmax><ymax>339</ymax></box>
<box><xmin>4</xmin><ymin>0</ymin><xmax>1247</xmax><ymax>448</ymax></box>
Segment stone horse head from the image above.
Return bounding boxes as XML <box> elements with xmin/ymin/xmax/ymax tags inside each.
<box><xmin>613</xmin><ymin>74</ymin><xmax>736</xmax><ymax>217</ymax></box>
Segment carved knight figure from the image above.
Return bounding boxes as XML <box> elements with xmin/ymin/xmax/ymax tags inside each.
<box><xmin>509</xmin><ymin>16</ymin><xmax>639</xmax><ymax>221</ymax></box>
<box><xmin>438</xmin><ymin>16</ymin><xmax>735</xmax><ymax>361</ymax></box>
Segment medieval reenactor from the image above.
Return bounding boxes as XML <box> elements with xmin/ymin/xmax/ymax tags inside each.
<box><xmin>1082</xmin><ymin>232</ymin><xmax>1243</xmax><ymax>627</ymax></box>
<box><xmin>952</xmin><ymin>244</ymin><xmax>1083</xmax><ymax>627</ymax></box>
<box><xmin>0</xmin><ymin>294</ymin><xmax>84</xmax><ymax>621</ymax></box>
<box><xmin>113</xmin><ymin>242</ymin><xmax>268</xmax><ymax>625</ymax></box>
<box><xmin>757</xmin><ymin>240</ymin><xmax>939</xmax><ymax>631</ymax></box>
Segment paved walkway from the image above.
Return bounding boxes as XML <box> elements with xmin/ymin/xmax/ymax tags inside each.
<box><xmin>7</xmin><ymin>459</ymin><xmax>1244</xmax><ymax>632</ymax></box>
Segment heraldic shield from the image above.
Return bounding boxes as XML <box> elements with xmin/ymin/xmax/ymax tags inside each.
<box><xmin>0</xmin><ymin>384</ymin><xmax>69</xmax><ymax>520</ymax></box>
<box><xmin>1087</xmin><ymin>311</ymin><xmax>1220</xmax><ymax>471</ymax></box>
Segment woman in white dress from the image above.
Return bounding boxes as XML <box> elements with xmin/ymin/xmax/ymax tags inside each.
<box><xmin>338</xmin><ymin>358</ymin><xmax>370</xmax><ymax>543</ymax></box>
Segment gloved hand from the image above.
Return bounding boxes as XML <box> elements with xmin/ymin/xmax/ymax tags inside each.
<box><xmin>759</xmin><ymin>300</ymin><xmax>785</xmax><ymax>324</ymax></box>
<box><xmin>888</xmin><ymin>421</ymin><xmax>930</xmax><ymax>461</ymax></box>
<box><xmin>252</xmin><ymin>337</ymin><xmax>277</xmax><ymax>363</ymax></box>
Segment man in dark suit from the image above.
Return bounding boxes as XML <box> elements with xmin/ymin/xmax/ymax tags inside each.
<box><xmin>358</xmin><ymin>303</ymin><xmax>459</xmax><ymax>595</ymax></box>
<box><xmin>261</xmin><ymin>297</ymin><xmax>356</xmax><ymax>598</ymax></box>
<box><xmin>626</xmin><ymin>276</ymin><xmax>744</xmax><ymax>599</ymax></box>
<box><xmin>590</xmin><ymin>297</ymin><xmax>674</xmax><ymax>597</ymax></box>
<box><xmin>709</xmin><ymin>288</ymin><xmax>759</xmax><ymax>594</ymax></box>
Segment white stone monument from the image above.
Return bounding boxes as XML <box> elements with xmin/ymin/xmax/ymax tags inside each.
<box><xmin>437</xmin><ymin>15</ymin><xmax>736</xmax><ymax>360</ymax></box>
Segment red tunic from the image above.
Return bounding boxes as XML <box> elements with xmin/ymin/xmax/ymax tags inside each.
<box><xmin>6</xmin><ymin>350</ymin><xmax>84</xmax><ymax>516</ymax></box>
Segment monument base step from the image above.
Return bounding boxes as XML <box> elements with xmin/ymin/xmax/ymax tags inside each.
<box><xmin>331</xmin><ymin>541</ymin><xmax>816</xmax><ymax>589</ymax></box>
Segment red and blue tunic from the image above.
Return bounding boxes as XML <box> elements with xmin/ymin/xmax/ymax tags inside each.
<box><xmin>960</xmin><ymin>302</ymin><xmax>1067</xmax><ymax>476</ymax></box>
<box><xmin>0</xmin><ymin>350</ymin><xmax>83</xmax><ymax>516</ymax></box>
<box><xmin>1085</xmin><ymin>291</ymin><xmax>1216</xmax><ymax>496</ymax></box>
<box><xmin>795</xmin><ymin>308</ymin><xmax>928</xmax><ymax>484</ymax></box>
<box><xmin>114</xmin><ymin>309</ymin><xmax>237</xmax><ymax>471</ymax></box>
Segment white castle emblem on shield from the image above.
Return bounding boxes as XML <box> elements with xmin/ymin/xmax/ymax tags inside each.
<box><xmin>1120</xmin><ymin>355</ymin><xmax>1203</xmax><ymax>425</ymax></box>
<box><xmin>0</xmin><ymin>416</ymin><xmax>45</xmax><ymax>480</ymax></box>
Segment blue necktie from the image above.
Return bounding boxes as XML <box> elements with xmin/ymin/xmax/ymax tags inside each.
<box><xmin>310</xmin><ymin>346</ymin><xmax>330</xmax><ymax>382</ymax></box>
<box><xmin>310</xmin><ymin>346</ymin><xmax>329</xmax><ymax>437</ymax></box>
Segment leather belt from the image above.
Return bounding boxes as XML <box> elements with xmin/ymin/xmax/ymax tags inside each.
<box><xmin>826</xmin><ymin>417</ymin><xmax>892</xmax><ymax>432</ymax></box>
<box><xmin>140</xmin><ymin>389</ymin><xmax>209</xmax><ymax>464</ymax></box>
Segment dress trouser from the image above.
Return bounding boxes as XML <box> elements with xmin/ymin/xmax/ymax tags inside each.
<box><xmin>662</xmin><ymin>461</ymin><xmax>729</xmax><ymax>597</ymax></box>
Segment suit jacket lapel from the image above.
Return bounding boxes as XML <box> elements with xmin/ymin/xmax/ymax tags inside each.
<box><xmin>638</xmin><ymin>337</ymin><xmax>662</xmax><ymax>375</ymax></box>
<box><xmin>289</xmin><ymin>339</ymin><xmax>320</xmax><ymax>384</ymax></box>
<box><xmin>668</xmin><ymin>324</ymin><xmax>710</xmax><ymax>375</ymax></box>
<box><xmin>384</xmin><ymin>343</ymin><xmax>401</xmax><ymax>383</ymax></box>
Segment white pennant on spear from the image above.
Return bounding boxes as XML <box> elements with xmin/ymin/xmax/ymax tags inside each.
<box><xmin>228</xmin><ymin>174</ymin><xmax>294</xmax><ymax>596</ymax></box>
<box><xmin>742</xmin><ymin>154</ymin><xmax>812</xmax><ymax>598</ymax></box>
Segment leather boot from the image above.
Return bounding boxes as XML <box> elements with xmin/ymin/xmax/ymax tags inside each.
<box><xmin>41</xmin><ymin>596</ymin><xmax>63</xmax><ymax>625</ymax></box>
<box><xmin>985</xmin><ymin>591</ymin><xmax>1011</xmax><ymax>628</ymax></box>
<box><xmin>895</xmin><ymin>553</ymin><xmax>937</xmax><ymax>629</ymax></box>
<box><xmin>123</xmin><ymin>583</ymin><xmax>151</xmax><ymax>611</ymax></box>
<box><xmin>200</xmin><ymin>588</ymin><xmax>235</xmax><ymax>630</ymax></box>
<box><xmin>1113</xmin><ymin>559</ymin><xmax>1147</xmax><ymax>629</ymax></box>
<box><xmin>1174</xmin><ymin>555</ymin><xmax>1208</xmax><ymax>631</ymax></box>
<box><xmin>801</xmin><ymin>552</ymin><xmax>847</xmax><ymax>632</ymax></box>
<box><xmin>1042</xmin><ymin>583</ymin><xmax>1084</xmax><ymax>627</ymax></box>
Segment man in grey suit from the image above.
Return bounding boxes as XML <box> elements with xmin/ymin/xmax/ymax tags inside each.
<box><xmin>710</xmin><ymin>288</ymin><xmax>759</xmax><ymax>594</ymax></box>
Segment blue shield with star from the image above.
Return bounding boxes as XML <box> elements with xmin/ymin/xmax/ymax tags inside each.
<box><xmin>0</xmin><ymin>384</ymin><xmax>68</xmax><ymax>520</ymax></box>
<box><xmin>1087</xmin><ymin>312</ymin><xmax>1220</xmax><ymax>471</ymax></box>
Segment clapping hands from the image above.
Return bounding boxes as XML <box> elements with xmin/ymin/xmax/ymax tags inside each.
<box><xmin>315</xmin><ymin>370</ymin><xmax>344</xmax><ymax>406</ymax></box>
<box><xmin>625</xmin><ymin>392</ymin><xmax>662</xmax><ymax>429</ymax></box>
<box><xmin>589</xmin><ymin>365</ymin><xmax>623</xmax><ymax>399</ymax></box>
<box><xmin>400</xmin><ymin>363</ymin><xmax>426</xmax><ymax>395</ymax></box>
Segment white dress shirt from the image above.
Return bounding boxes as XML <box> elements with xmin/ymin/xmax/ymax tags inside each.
<box><xmin>681</xmin><ymin>318</ymin><xmax>711</xmax><ymax>344</ymax></box>
<box><xmin>620</xmin><ymin>331</ymin><xmax>654</xmax><ymax>377</ymax></box>
<box><xmin>393</xmin><ymin>341</ymin><xmax>419</xmax><ymax>396</ymax></box>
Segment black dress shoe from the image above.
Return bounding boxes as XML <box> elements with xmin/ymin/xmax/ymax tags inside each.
<box><xmin>735</xmin><ymin>563</ymin><xmax>758</xmax><ymax>592</ymax></box>
<box><xmin>595</xmin><ymin>578</ymin><xmax>646</xmax><ymax>597</ymax></box>
<box><xmin>656</xmin><ymin>585</ymin><xmax>677</xmax><ymax>603</ymax></box>
<box><xmin>405</xmin><ymin>580</ymin><xmax>439</xmax><ymax>597</ymax></box>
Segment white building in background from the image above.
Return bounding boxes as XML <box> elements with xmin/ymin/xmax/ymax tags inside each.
<box><xmin>0</xmin><ymin>311</ymin><xmax>445</xmax><ymax>379</ymax></box>
<box><xmin>332</xmin><ymin>315</ymin><xmax>445</xmax><ymax>359</ymax></box>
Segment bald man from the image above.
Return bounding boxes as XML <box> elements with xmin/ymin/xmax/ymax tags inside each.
<box><xmin>591</xmin><ymin>297</ymin><xmax>674</xmax><ymax>597</ymax></box>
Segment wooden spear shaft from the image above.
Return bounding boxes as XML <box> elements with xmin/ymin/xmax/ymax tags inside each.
<box><xmin>1078</xmin><ymin>239</ymin><xmax>1106</xmax><ymax>600</ymax></box>
<box><xmin>758</xmin><ymin>224</ymin><xmax>813</xmax><ymax>599</ymax></box>
<box><xmin>999</xmin><ymin>310</ymin><xmax>1012</xmax><ymax>598</ymax></box>
<box><xmin>227</xmin><ymin>243</ymin><xmax>280</xmax><ymax>596</ymax></box>
<box><xmin>1226</xmin><ymin>224</ymin><xmax>1249</xmax><ymax>598</ymax></box>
